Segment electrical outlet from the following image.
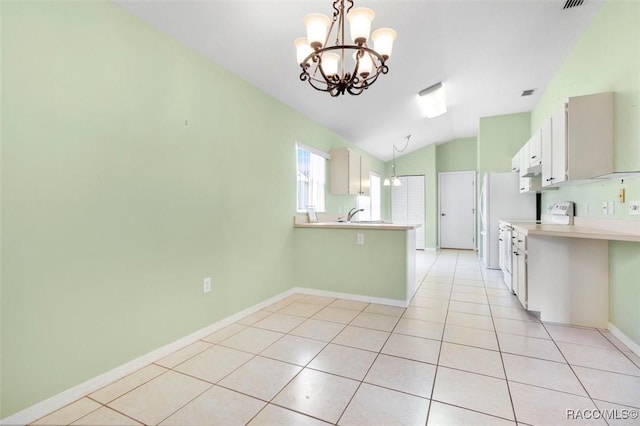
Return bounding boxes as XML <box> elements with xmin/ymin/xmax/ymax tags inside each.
<box><xmin>203</xmin><ymin>277</ymin><xmax>212</xmax><ymax>293</ymax></box>
<box><xmin>356</xmin><ymin>233</ymin><xmax>365</xmax><ymax>245</ymax></box>
<box><xmin>608</xmin><ymin>201</ymin><xmax>615</xmax><ymax>215</ymax></box>
<box><xmin>629</xmin><ymin>201</ymin><xmax>640</xmax><ymax>216</ymax></box>
<box><xmin>602</xmin><ymin>202</ymin><xmax>608</xmax><ymax>215</ymax></box>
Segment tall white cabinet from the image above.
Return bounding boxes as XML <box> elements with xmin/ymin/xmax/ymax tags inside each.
<box><xmin>392</xmin><ymin>175</ymin><xmax>425</xmax><ymax>250</ymax></box>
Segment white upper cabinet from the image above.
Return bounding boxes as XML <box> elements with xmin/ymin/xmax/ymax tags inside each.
<box><xmin>542</xmin><ymin>92</ymin><xmax>613</xmax><ymax>187</ymax></box>
<box><xmin>330</xmin><ymin>148</ymin><xmax>370</xmax><ymax>196</ymax></box>
<box><xmin>517</xmin><ymin>144</ymin><xmax>539</xmax><ymax>193</ymax></box>
<box><xmin>528</xmin><ymin>128</ymin><xmax>542</xmax><ymax>168</ymax></box>
<box><xmin>511</xmin><ymin>148</ymin><xmax>521</xmax><ymax>173</ymax></box>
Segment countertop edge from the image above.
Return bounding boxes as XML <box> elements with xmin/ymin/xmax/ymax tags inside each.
<box><xmin>509</xmin><ymin>223</ymin><xmax>640</xmax><ymax>242</ymax></box>
<box><xmin>294</xmin><ymin>223</ymin><xmax>419</xmax><ymax>231</ymax></box>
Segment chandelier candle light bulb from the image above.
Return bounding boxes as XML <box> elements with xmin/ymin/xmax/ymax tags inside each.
<box><xmin>295</xmin><ymin>38</ymin><xmax>313</xmax><ymax>65</ymax></box>
<box><xmin>296</xmin><ymin>0</ymin><xmax>396</xmax><ymax>97</ymax></box>
<box><xmin>371</xmin><ymin>28</ymin><xmax>397</xmax><ymax>59</ymax></box>
<box><xmin>347</xmin><ymin>7</ymin><xmax>375</xmax><ymax>44</ymax></box>
<box><xmin>353</xmin><ymin>51</ymin><xmax>373</xmax><ymax>77</ymax></box>
<box><xmin>304</xmin><ymin>13</ymin><xmax>331</xmax><ymax>49</ymax></box>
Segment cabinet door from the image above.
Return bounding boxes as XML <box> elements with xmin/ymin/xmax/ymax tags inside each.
<box><xmin>329</xmin><ymin>148</ymin><xmax>349</xmax><ymax>194</ymax></box>
<box><xmin>529</xmin><ymin>129</ymin><xmax>542</xmax><ymax>167</ymax></box>
<box><xmin>511</xmin><ymin>149</ymin><xmax>521</xmax><ymax>173</ymax></box>
<box><xmin>519</xmin><ymin>146</ymin><xmax>529</xmax><ymax>193</ymax></box>
<box><xmin>511</xmin><ymin>237</ymin><xmax>519</xmax><ymax>294</ymax></box>
<box><xmin>550</xmin><ymin>104</ymin><xmax>568</xmax><ymax>185</ymax></box>
<box><xmin>348</xmin><ymin>150</ymin><xmax>360</xmax><ymax>195</ymax></box>
<box><xmin>519</xmin><ymin>144</ymin><xmax>529</xmax><ymax>178</ymax></box>
<box><xmin>359</xmin><ymin>156</ymin><xmax>370</xmax><ymax>196</ymax></box>
<box><xmin>517</xmin><ymin>249</ymin><xmax>527</xmax><ymax>308</ymax></box>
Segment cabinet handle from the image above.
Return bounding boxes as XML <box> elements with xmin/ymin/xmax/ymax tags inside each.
<box><xmin>545</xmin><ymin>178</ymin><xmax>551</xmax><ymax>182</ymax></box>
<box><xmin>531</xmin><ymin>155</ymin><xmax>537</xmax><ymax>159</ymax></box>
<box><xmin>520</xmin><ymin>187</ymin><xmax>525</xmax><ymax>191</ymax></box>
<box><xmin>514</xmin><ymin>252</ymin><xmax>519</xmax><ymax>256</ymax></box>
<box><xmin>512</xmin><ymin>168</ymin><xmax>517</xmax><ymax>172</ymax></box>
<box><xmin>499</xmin><ymin>238</ymin><xmax>503</xmax><ymax>241</ymax></box>
<box><xmin>518</xmin><ymin>239</ymin><xmax>523</xmax><ymax>242</ymax></box>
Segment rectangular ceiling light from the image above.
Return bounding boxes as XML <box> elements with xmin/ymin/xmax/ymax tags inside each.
<box><xmin>418</xmin><ymin>82</ymin><xmax>447</xmax><ymax>118</ymax></box>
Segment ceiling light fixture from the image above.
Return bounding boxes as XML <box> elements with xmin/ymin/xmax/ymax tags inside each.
<box><xmin>384</xmin><ymin>135</ymin><xmax>411</xmax><ymax>187</ymax></box>
<box><xmin>418</xmin><ymin>82</ymin><xmax>447</xmax><ymax>118</ymax></box>
<box><xmin>295</xmin><ymin>1</ymin><xmax>397</xmax><ymax>97</ymax></box>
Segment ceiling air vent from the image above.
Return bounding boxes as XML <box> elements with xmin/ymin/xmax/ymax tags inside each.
<box><xmin>521</xmin><ymin>89</ymin><xmax>535</xmax><ymax>97</ymax></box>
<box><xmin>563</xmin><ymin>0</ymin><xmax>585</xmax><ymax>9</ymax></box>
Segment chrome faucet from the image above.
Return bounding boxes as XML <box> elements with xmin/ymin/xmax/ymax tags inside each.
<box><xmin>347</xmin><ymin>207</ymin><xmax>365</xmax><ymax>222</ymax></box>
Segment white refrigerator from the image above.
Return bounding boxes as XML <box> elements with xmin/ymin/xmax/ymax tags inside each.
<box><xmin>480</xmin><ymin>172</ymin><xmax>536</xmax><ymax>269</ymax></box>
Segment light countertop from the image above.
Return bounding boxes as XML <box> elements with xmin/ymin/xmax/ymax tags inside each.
<box><xmin>294</xmin><ymin>221</ymin><xmax>420</xmax><ymax>231</ymax></box>
<box><xmin>502</xmin><ymin>219</ymin><xmax>640</xmax><ymax>242</ymax></box>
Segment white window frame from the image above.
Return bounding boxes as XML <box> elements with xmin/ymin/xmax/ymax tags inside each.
<box><xmin>296</xmin><ymin>143</ymin><xmax>328</xmax><ymax>213</ymax></box>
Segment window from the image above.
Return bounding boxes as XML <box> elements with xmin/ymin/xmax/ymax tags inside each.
<box><xmin>356</xmin><ymin>172</ymin><xmax>381</xmax><ymax>221</ymax></box>
<box><xmin>296</xmin><ymin>144</ymin><xmax>327</xmax><ymax>212</ymax></box>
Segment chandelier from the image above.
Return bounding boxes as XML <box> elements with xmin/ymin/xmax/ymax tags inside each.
<box><xmin>294</xmin><ymin>0</ymin><xmax>397</xmax><ymax>97</ymax></box>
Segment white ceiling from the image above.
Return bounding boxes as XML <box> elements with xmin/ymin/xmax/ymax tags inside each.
<box><xmin>115</xmin><ymin>0</ymin><xmax>602</xmax><ymax>161</ymax></box>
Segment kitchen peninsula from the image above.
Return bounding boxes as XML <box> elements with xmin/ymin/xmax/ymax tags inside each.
<box><xmin>294</xmin><ymin>217</ymin><xmax>420</xmax><ymax>305</ymax></box>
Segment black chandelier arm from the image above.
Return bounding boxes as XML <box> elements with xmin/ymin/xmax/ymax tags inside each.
<box><xmin>331</xmin><ymin>0</ymin><xmax>341</xmax><ymax>20</ymax></box>
<box><xmin>345</xmin><ymin>0</ymin><xmax>354</xmax><ymax>15</ymax></box>
<box><xmin>301</xmin><ymin>45</ymin><xmax>386</xmax><ymax>69</ymax></box>
<box><xmin>298</xmin><ymin>39</ymin><xmax>390</xmax><ymax>97</ymax></box>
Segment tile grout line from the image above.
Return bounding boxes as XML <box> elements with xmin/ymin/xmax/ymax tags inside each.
<box><xmin>537</xmin><ymin>320</ymin><xmax>614</xmax><ymax>426</ymax></box>
<box><xmin>481</xmin><ymin>261</ymin><xmax>519</xmax><ymax>425</ymax></box>
<box><xmin>424</xmin><ymin>249</ymin><xmax>457</xmax><ymax>426</ymax></box>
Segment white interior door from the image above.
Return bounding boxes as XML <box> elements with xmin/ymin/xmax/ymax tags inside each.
<box><xmin>391</xmin><ymin>175</ymin><xmax>425</xmax><ymax>250</ymax></box>
<box><xmin>439</xmin><ymin>171</ymin><xmax>475</xmax><ymax>249</ymax></box>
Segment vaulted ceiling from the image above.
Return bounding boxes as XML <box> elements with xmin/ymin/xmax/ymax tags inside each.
<box><xmin>116</xmin><ymin>0</ymin><xmax>602</xmax><ymax>160</ymax></box>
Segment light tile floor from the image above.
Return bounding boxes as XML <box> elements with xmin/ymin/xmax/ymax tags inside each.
<box><xmin>32</xmin><ymin>250</ymin><xmax>640</xmax><ymax>425</ymax></box>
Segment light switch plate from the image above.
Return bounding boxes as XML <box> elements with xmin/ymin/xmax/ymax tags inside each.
<box><xmin>629</xmin><ymin>201</ymin><xmax>640</xmax><ymax>216</ymax></box>
<box><xmin>608</xmin><ymin>201</ymin><xmax>615</xmax><ymax>215</ymax></box>
<box><xmin>356</xmin><ymin>233</ymin><xmax>364</xmax><ymax>245</ymax></box>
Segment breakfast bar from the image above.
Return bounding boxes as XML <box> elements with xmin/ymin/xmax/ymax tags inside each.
<box><xmin>293</xmin><ymin>217</ymin><xmax>420</xmax><ymax>306</ymax></box>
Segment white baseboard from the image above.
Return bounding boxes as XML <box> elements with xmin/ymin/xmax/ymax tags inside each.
<box><xmin>0</xmin><ymin>289</ymin><xmax>295</xmax><ymax>426</ymax></box>
<box><xmin>293</xmin><ymin>287</ymin><xmax>409</xmax><ymax>308</ymax></box>
<box><xmin>608</xmin><ymin>322</ymin><xmax>640</xmax><ymax>356</ymax></box>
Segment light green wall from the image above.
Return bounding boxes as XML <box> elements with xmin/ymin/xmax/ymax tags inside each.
<box><xmin>529</xmin><ymin>0</ymin><xmax>640</xmax><ymax>346</ymax></box>
<box><xmin>436</xmin><ymin>137</ymin><xmax>477</xmax><ymax>173</ymax></box>
<box><xmin>294</xmin><ymin>229</ymin><xmax>408</xmax><ymax>300</ymax></box>
<box><xmin>477</xmin><ymin>112</ymin><xmax>531</xmax><ymax>176</ymax></box>
<box><xmin>0</xmin><ymin>1</ymin><xmax>384</xmax><ymax>417</ymax></box>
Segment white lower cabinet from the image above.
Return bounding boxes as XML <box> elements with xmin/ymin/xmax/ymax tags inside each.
<box><xmin>527</xmin><ymin>235</ymin><xmax>609</xmax><ymax>328</ymax></box>
<box><xmin>511</xmin><ymin>231</ymin><xmax>527</xmax><ymax>308</ymax></box>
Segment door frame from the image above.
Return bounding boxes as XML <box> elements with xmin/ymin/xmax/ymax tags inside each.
<box><xmin>438</xmin><ymin>171</ymin><xmax>476</xmax><ymax>249</ymax></box>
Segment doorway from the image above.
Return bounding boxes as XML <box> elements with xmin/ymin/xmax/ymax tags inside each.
<box><xmin>438</xmin><ymin>171</ymin><xmax>476</xmax><ymax>249</ymax></box>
